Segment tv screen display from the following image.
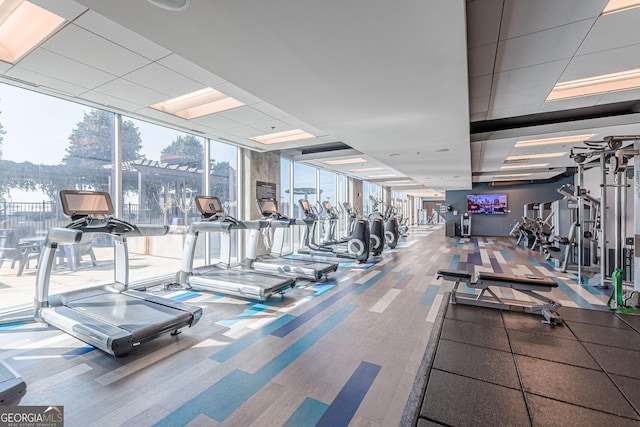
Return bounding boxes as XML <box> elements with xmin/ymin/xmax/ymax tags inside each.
<box><xmin>467</xmin><ymin>193</ymin><xmax>507</xmax><ymax>214</ymax></box>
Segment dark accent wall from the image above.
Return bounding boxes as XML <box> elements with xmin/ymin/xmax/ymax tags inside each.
<box><xmin>444</xmin><ymin>175</ymin><xmax>574</xmax><ymax>237</ymax></box>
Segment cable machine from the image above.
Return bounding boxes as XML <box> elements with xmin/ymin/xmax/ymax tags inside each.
<box><xmin>571</xmin><ymin>135</ymin><xmax>640</xmax><ymax>311</ymax></box>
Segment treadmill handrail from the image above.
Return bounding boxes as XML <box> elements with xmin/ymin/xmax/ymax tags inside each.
<box><xmin>46</xmin><ymin>228</ymin><xmax>82</xmax><ymax>245</ymax></box>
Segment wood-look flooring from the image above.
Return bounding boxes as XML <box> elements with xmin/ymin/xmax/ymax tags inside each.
<box><xmin>0</xmin><ymin>227</ymin><xmax>612</xmax><ymax>426</ymax></box>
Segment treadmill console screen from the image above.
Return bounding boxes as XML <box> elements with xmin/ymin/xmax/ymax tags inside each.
<box><xmin>60</xmin><ymin>190</ymin><xmax>114</xmax><ymax>217</ymax></box>
<box><xmin>196</xmin><ymin>196</ymin><xmax>224</xmax><ymax>214</ymax></box>
<box><xmin>299</xmin><ymin>199</ymin><xmax>310</xmax><ymax>212</ymax></box>
<box><xmin>259</xmin><ymin>199</ymin><xmax>277</xmax><ymax>214</ymax></box>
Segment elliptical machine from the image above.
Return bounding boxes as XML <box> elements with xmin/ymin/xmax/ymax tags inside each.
<box><xmin>297</xmin><ymin>199</ymin><xmax>370</xmax><ymax>263</ymax></box>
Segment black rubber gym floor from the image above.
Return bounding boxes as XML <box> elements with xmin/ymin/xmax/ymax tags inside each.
<box><xmin>405</xmin><ymin>297</ymin><xmax>640</xmax><ymax>426</ymax></box>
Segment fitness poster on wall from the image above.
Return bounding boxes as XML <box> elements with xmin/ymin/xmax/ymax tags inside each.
<box><xmin>257</xmin><ymin>181</ymin><xmax>277</xmax><ymax>200</ymax></box>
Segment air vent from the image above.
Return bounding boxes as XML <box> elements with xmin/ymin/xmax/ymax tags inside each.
<box><xmin>1</xmin><ymin>76</ymin><xmax>38</xmax><ymax>87</ymax></box>
<box><xmin>301</xmin><ymin>142</ymin><xmax>351</xmax><ymax>155</ymax></box>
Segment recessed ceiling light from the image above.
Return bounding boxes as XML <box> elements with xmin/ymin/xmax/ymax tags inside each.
<box><xmin>382</xmin><ymin>180</ymin><xmax>412</xmax><ymax>185</ymax></box>
<box><xmin>348</xmin><ymin>167</ymin><xmax>384</xmax><ymax>172</ymax></box>
<box><xmin>501</xmin><ymin>163</ymin><xmax>550</xmax><ymax>170</ymax></box>
<box><xmin>0</xmin><ymin>1</ymin><xmax>65</xmax><ymax>64</ymax></box>
<box><xmin>602</xmin><ymin>0</ymin><xmax>640</xmax><ymax>15</ymax></box>
<box><xmin>494</xmin><ymin>173</ymin><xmax>533</xmax><ymax>178</ymax></box>
<box><xmin>515</xmin><ymin>134</ymin><xmax>595</xmax><ymax>147</ymax></box>
<box><xmin>150</xmin><ymin>87</ymin><xmax>244</xmax><ymax>119</ymax></box>
<box><xmin>323</xmin><ymin>158</ymin><xmax>367</xmax><ymax>165</ymax></box>
<box><xmin>367</xmin><ymin>174</ymin><xmax>399</xmax><ymax>178</ymax></box>
<box><xmin>249</xmin><ymin>129</ymin><xmax>315</xmax><ymax>145</ymax></box>
<box><xmin>546</xmin><ymin>68</ymin><xmax>640</xmax><ymax>101</ymax></box>
<box><xmin>506</xmin><ymin>152</ymin><xmax>566</xmax><ymax>160</ymax></box>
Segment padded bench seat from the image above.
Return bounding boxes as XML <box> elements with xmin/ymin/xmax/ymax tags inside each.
<box><xmin>477</xmin><ymin>272</ymin><xmax>557</xmax><ymax>288</ymax></box>
<box><xmin>437</xmin><ymin>268</ymin><xmax>563</xmax><ymax>325</ymax></box>
<box><xmin>437</xmin><ymin>269</ymin><xmax>472</xmax><ymax>280</ymax></box>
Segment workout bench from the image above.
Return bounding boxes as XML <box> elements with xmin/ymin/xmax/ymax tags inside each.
<box><xmin>437</xmin><ymin>269</ymin><xmax>563</xmax><ymax>325</ymax></box>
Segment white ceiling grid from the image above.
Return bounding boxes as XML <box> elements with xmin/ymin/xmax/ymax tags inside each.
<box><xmin>2</xmin><ymin>0</ymin><xmax>640</xmax><ymax>193</ymax></box>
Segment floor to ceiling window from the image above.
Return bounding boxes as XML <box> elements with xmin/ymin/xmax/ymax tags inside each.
<box><xmin>209</xmin><ymin>139</ymin><xmax>239</xmax><ymax>262</ymax></box>
<box><xmin>0</xmin><ymin>83</ymin><xmax>239</xmax><ymax>315</ymax></box>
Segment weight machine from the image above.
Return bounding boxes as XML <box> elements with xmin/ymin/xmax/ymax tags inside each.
<box><xmin>571</xmin><ymin>135</ymin><xmax>640</xmax><ymax>310</ymax></box>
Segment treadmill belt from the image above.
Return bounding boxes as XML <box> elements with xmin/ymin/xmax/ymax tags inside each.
<box><xmin>65</xmin><ymin>292</ymin><xmax>191</xmax><ymax>333</ymax></box>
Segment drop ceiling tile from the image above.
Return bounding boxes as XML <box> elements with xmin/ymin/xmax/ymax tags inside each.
<box><xmin>43</xmin><ymin>24</ymin><xmax>150</xmax><ymax>76</ymax></box>
<box><xmin>190</xmin><ymin>114</ymin><xmax>242</xmax><ymax>131</ymax></box>
<box><xmin>94</xmin><ymin>78</ymin><xmax>167</xmax><ymax>106</ymax></box>
<box><xmin>488</xmin><ymin>102</ymin><xmax>542</xmax><ymax>120</ymax></box>
<box><xmin>470</xmin><ymin>95</ymin><xmax>490</xmax><ymax>114</ymax></box>
<box><xmin>500</xmin><ymin>0</ymin><xmax>603</xmax><ymax>40</ymax></box>
<box><xmin>494</xmin><ymin>20</ymin><xmax>593</xmax><ymax>72</ymax></box>
<box><xmin>470</xmin><ymin>110</ymin><xmax>489</xmax><ymax>122</ymax></box>
<box><xmin>560</xmin><ymin>44</ymin><xmax>640</xmax><ymax>81</ymax></box>
<box><xmin>3</xmin><ymin>67</ymin><xmax>87</xmax><ymax>96</ymax></box>
<box><xmin>0</xmin><ymin>62</ymin><xmax>14</xmax><ymax>74</ymax></box>
<box><xmin>490</xmin><ymin>87</ymin><xmax>549</xmax><ymax>110</ymax></box>
<box><xmin>213</xmin><ymin>82</ymin><xmax>263</xmax><ymax>105</ymax></box>
<box><xmin>251</xmin><ymin>102</ymin><xmax>290</xmax><ymax>119</ymax></box>
<box><xmin>217</xmin><ymin>106</ymin><xmax>273</xmax><ymax>125</ymax></box>
<box><xmin>247</xmin><ymin>119</ymin><xmax>295</xmax><ymax>135</ymax></box>
<box><xmin>577</xmin><ymin>8</ymin><xmax>640</xmax><ymax>55</ymax></box>
<box><xmin>123</xmin><ymin>63</ymin><xmax>203</xmax><ymax>98</ymax></box>
<box><xmin>280</xmin><ymin>117</ymin><xmax>326</xmax><ymax>136</ymax></box>
<box><xmin>597</xmin><ymin>87</ymin><xmax>640</xmax><ymax>104</ymax></box>
<box><xmin>17</xmin><ymin>48</ymin><xmax>115</xmax><ymax>89</ymax></box>
<box><xmin>226</xmin><ymin>125</ymin><xmax>265</xmax><ymax>138</ymax></box>
<box><xmin>536</xmin><ymin>94</ymin><xmax>605</xmax><ymax>113</ymax></box>
<box><xmin>76</xmin><ymin>90</ymin><xmax>143</xmax><ymax>113</ymax></box>
<box><xmin>157</xmin><ymin>54</ymin><xmax>225</xmax><ymax>87</ymax></box>
<box><xmin>74</xmin><ymin>11</ymin><xmax>172</xmax><ymax>61</ymax></box>
<box><xmin>470</xmin><ymin>75</ymin><xmax>492</xmax><ymax>98</ymax></box>
<box><xmin>133</xmin><ymin>106</ymin><xmax>189</xmax><ymax>125</ymax></box>
<box><xmin>491</xmin><ymin>60</ymin><xmax>569</xmax><ymax>94</ymax></box>
<box><xmin>31</xmin><ymin>0</ymin><xmax>88</xmax><ymax>20</ymax></box>
<box><xmin>468</xmin><ymin>43</ymin><xmax>497</xmax><ymax>78</ymax></box>
<box><xmin>466</xmin><ymin>0</ymin><xmax>503</xmax><ymax>48</ymax></box>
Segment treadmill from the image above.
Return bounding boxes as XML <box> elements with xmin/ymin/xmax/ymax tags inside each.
<box><xmin>245</xmin><ymin>198</ymin><xmax>338</xmax><ymax>281</ymax></box>
<box><xmin>34</xmin><ymin>190</ymin><xmax>202</xmax><ymax>357</ymax></box>
<box><xmin>178</xmin><ymin>196</ymin><xmax>296</xmax><ymax>301</ymax></box>
<box><xmin>0</xmin><ymin>361</ymin><xmax>26</xmax><ymax>405</ymax></box>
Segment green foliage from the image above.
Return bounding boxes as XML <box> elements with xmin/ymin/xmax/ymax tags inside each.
<box><xmin>160</xmin><ymin>134</ymin><xmax>203</xmax><ymax>168</ymax></box>
<box><xmin>63</xmin><ymin>109</ymin><xmax>142</xmax><ymax>191</ymax></box>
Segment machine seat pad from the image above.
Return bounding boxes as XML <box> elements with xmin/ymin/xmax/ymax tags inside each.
<box><xmin>437</xmin><ymin>269</ymin><xmax>473</xmax><ymax>279</ymax></box>
<box><xmin>477</xmin><ymin>272</ymin><xmax>557</xmax><ymax>288</ymax></box>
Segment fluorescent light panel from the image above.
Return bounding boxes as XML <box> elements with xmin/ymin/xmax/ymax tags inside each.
<box><xmin>501</xmin><ymin>163</ymin><xmax>549</xmax><ymax>170</ymax></box>
<box><xmin>348</xmin><ymin>167</ymin><xmax>384</xmax><ymax>172</ymax></box>
<box><xmin>515</xmin><ymin>134</ymin><xmax>595</xmax><ymax>148</ymax></box>
<box><xmin>506</xmin><ymin>152</ymin><xmax>566</xmax><ymax>161</ymax></box>
<box><xmin>249</xmin><ymin>129</ymin><xmax>315</xmax><ymax>145</ymax></box>
<box><xmin>383</xmin><ymin>180</ymin><xmax>412</xmax><ymax>185</ymax></box>
<box><xmin>547</xmin><ymin>68</ymin><xmax>640</xmax><ymax>100</ymax></box>
<box><xmin>150</xmin><ymin>87</ymin><xmax>244</xmax><ymax>119</ymax></box>
<box><xmin>0</xmin><ymin>0</ymin><xmax>65</xmax><ymax>64</ymax></box>
<box><xmin>494</xmin><ymin>173</ymin><xmax>532</xmax><ymax>178</ymax></box>
<box><xmin>602</xmin><ymin>0</ymin><xmax>640</xmax><ymax>14</ymax></box>
<box><xmin>323</xmin><ymin>158</ymin><xmax>367</xmax><ymax>165</ymax></box>
<box><xmin>367</xmin><ymin>174</ymin><xmax>398</xmax><ymax>178</ymax></box>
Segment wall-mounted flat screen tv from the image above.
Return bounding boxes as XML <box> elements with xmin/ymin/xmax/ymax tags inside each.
<box><xmin>467</xmin><ymin>193</ymin><xmax>507</xmax><ymax>214</ymax></box>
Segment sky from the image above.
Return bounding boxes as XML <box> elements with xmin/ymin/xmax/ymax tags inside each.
<box><xmin>0</xmin><ymin>83</ymin><xmax>237</xmax><ymax>201</ymax></box>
